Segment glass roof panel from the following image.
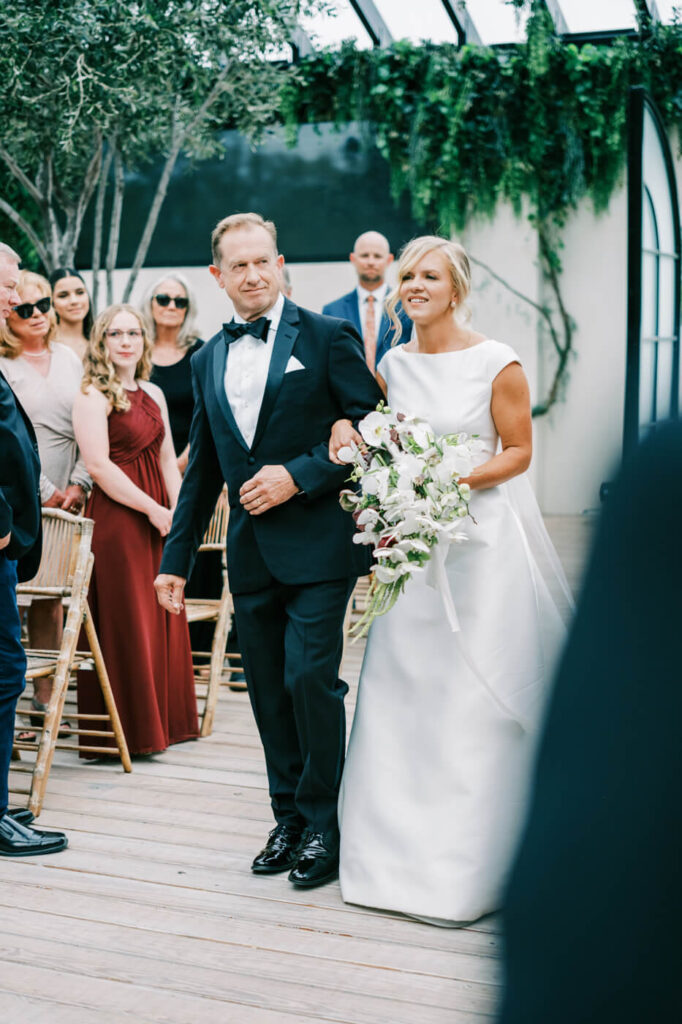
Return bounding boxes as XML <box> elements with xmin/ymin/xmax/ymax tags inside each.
<box><xmin>373</xmin><ymin>0</ymin><xmax>460</xmax><ymax>44</ymax></box>
<box><xmin>557</xmin><ymin>0</ymin><xmax>638</xmax><ymax>33</ymax></box>
<box><xmin>651</xmin><ymin>0</ymin><xmax>682</xmax><ymax>23</ymax></box>
<box><xmin>460</xmin><ymin>0</ymin><xmax>530</xmax><ymax>45</ymax></box>
<box><xmin>302</xmin><ymin>0</ymin><xmax>373</xmax><ymax>49</ymax></box>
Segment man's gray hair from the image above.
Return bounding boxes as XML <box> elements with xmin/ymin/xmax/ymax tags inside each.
<box><xmin>0</xmin><ymin>242</ymin><xmax>21</xmax><ymax>263</ymax></box>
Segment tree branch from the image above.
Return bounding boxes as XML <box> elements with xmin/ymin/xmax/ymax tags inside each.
<box><xmin>0</xmin><ymin>197</ymin><xmax>50</xmax><ymax>268</ymax></box>
<box><xmin>106</xmin><ymin>147</ymin><xmax>125</xmax><ymax>305</ymax></box>
<box><xmin>91</xmin><ymin>142</ymin><xmax>115</xmax><ymax>316</ymax></box>
<box><xmin>0</xmin><ymin>144</ymin><xmax>44</xmax><ymax>205</ymax></box>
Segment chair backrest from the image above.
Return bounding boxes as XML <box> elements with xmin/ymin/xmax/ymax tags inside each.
<box><xmin>200</xmin><ymin>490</ymin><xmax>228</xmax><ymax>551</ymax></box>
<box><xmin>17</xmin><ymin>509</ymin><xmax>94</xmax><ymax>598</ymax></box>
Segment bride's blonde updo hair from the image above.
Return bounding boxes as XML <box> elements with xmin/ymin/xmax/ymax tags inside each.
<box><xmin>82</xmin><ymin>304</ymin><xmax>153</xmax><ymax>412</ymax></box>
<box><xmin>386</xmin><ymin>235</ymin><xmax>472</xmax><ymax>344</ymax></box>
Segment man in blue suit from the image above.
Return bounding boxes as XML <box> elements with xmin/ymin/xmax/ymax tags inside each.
<box><xmin>155</xmin><ymin>213</ymin><xmax>382</xmax><ymax>889</ymax></box>
<box><xmin>322</xmin><ymin>230</ymin><xmax>412</xmax><ymax>375</ymax></box>
<box><xmin>0</xmin><ymin>242</ymin><xmax>67</xmax><ymax>856</ymax></box>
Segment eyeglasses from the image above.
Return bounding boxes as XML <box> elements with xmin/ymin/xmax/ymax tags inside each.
<box><xmin>153</xmin><ymin>293</ymin><xmax>188</xmax><ymax>309</ymax></box>
<box><xmin>105</xmin><ymin>329</ymin><xmax>143</xmax><ymax>340</ymax></box>
<box><xmin>12</xmin><ymin>297</ymin><xmax>52</xmax><ymax>319</ymax></box>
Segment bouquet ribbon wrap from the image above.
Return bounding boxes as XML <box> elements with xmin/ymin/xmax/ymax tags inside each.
<box><xmin>424</xmin><ymin>539</ymin><xmax>461</xmax><ymax>632</ymax></box>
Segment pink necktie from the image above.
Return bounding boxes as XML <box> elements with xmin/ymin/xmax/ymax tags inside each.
<box><xmin>363</xmin><ymin>294</ymin><xmax>377</xmax><ymax>374</ymax></box>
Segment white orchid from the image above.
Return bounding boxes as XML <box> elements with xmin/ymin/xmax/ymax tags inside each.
<box><xmin>339</xmin><ymin>401</ymin><xmax>479</xmax><ymax>636</ymax></box>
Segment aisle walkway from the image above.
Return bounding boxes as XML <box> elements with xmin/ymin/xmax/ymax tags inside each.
<box><xmin>1</xmin><ymin>516</ymin><xmax>594</xmax><ymax>1024</ymax></box>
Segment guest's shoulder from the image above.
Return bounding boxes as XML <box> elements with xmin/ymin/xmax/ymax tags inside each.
<box><xmin>322</xmin><ymin>290</ymin><xmax>355</xmax><ymax>315</ymax></box>
<box><xmin>52</xmin><ymin>341</ymin><xmax>83</xmax><ymax>372</ymax></box>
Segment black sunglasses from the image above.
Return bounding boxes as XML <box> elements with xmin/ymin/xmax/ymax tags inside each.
<box><xmin>154</xmin><ymin>293</ymin><xmax>188</xmax><ymax>309</ymax></box>
<box><xmin>13</xmin><ymin>296</ymin><xmax>52</xmax><ymax>319</ymax></box>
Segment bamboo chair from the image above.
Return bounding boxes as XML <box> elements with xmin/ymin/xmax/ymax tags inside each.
<box><xmin>184</xmin><ymin>491</ymin><xmax>239</xmax><ymax>736</ymax></box>
<box><xmin>11</xmin><ymin>509</ymin><xmax>131</xmax><ymax>816</ymax></box>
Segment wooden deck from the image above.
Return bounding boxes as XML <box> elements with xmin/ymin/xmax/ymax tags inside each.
<box><xmin>1</xmin><ymin>516</ymin><xmax>594</xmax><ymax>1024</ymax></box>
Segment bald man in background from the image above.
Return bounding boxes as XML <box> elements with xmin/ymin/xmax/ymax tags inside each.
<box><xmin>323</xmin><ymin>231</ymin><xmax>412</xmax><ymax>375</ymax></box>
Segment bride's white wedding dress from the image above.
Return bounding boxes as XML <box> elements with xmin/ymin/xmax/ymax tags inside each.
<box><xmin>338</xmin><ymin>340</ymin><xmax>571</xmax><ymax>924</ymax></box>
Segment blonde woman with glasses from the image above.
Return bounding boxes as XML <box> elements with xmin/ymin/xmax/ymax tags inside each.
<box><xmin>73</xmin><ymin>304</ymin><xmax>198</xmax><ymax>757</ymax></box>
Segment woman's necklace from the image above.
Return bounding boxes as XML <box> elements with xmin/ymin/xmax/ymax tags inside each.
<box><xmin>21</xmin><ymin>347</ymin><xmax>50</xmax><ymax>359</ymax></box>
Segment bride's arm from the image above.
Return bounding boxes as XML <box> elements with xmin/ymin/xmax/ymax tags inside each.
<box><xmin>459</xmin><ymin>363</ymin><xmax>532</xmax><ymax>491</ymax></box>
<box><xmin>328</xmin><ymin>371</ymin><xmax>387</xmax><ymax>465</ymax></box>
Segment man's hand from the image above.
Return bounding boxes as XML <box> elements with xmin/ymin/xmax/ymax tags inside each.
<box><xmin>61</xmin><ymin>483</ymin><xmax>87</xmax><ymax>514</ymax></box>
<box><xmin>0</xmin><ymin>532</ymin><xmax>10</xmax><ymax>551</ymax></box>
<box><xmin>154</xmin><ymin>573</ymin><xmax>187</xmax><ymax>615</ymax></box>
<box><xmin>43</xmin><ymin>488</ymin><xmax>67</xmax><ymax>509</ymax></box>
<box><xmin>240</xmin><ymin>465</ymin><xmax>298</xmax><ymax>516</ymax></box>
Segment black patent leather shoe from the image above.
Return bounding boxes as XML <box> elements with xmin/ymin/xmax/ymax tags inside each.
<box><xmin>251</xmin><ymin>824</ymin><xmax>304</xmax><ymax>874</ymax></box>
<box><xmin>8</xmin><ymin>808</ymin><xmax>34</xmax><ymax>826</ymax></box>
<box><xmin>0</xmin><ymin>813</ymin><xmax>68</xmax><ymax>857</ymax></box>
<box><xmin>288</xmin><ymin>830</ymin><xmax>340</xmax><ymax>889</ymax></box>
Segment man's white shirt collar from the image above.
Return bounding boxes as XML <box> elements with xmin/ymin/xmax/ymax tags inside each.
<box><xmin>232</xmin><ymin>291</ymin><xmax>284</xmax><ymax>338</ymax></box>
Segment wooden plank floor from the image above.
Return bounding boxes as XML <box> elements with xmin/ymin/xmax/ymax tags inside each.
<box><xmin>2</xmin><ymin>515</ymin><xmax>594</xmax><ymax>1024</ymax></box>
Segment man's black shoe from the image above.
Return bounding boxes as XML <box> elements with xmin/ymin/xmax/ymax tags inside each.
<box><xmin>288</xmin><ymin>830</ymin><xmax>339</xmax><ymax>889</ymax></box>
<box><xmin>251</xmin><ymin>824</ymin><xmax>304</xmax><ymax>874</ymax></box>
<box><xmin>8</xmin><ymin>808</ymin><xmax>34</xmax><ymax>825</ymax></box>
<box><xmin>0</xmin><ymin>813</ymin><xmax>68</xmax><ymax>857</ymax></box>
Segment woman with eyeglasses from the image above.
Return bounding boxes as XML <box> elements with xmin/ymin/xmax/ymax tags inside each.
<box><xmin>0</xmin><ymin>270</ymin><xmax>91</xmax><ymax>737</ymax></box>
<box><xmin>48</xmin><ymin>267</ymin><xmax>94</xmax><ymax>361</ymax></box>
<box><xmin>72</xmin><ymin>304</ymin><xmax>198</xmax><ymax>756</ymax></box>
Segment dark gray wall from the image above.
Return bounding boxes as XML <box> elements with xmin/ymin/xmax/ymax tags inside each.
<box><xmin>77</xmin><ymin>123</ymin><xmax>431</xmax><ymax>267</ymax></box>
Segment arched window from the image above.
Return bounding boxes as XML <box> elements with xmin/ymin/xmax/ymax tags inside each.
<box><xmin>624</xmin><ymin>88</ymin><xmax>681</xmax><ymax>453</ymax></box>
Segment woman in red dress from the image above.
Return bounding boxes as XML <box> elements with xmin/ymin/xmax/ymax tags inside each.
<box><xmin>73</xmin><ymin>304</ymin><xmax>198</xmax><ymax>755</ymax></box>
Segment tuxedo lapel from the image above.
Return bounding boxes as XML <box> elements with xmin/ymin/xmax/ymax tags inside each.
<box><xmin>212</xmin><ymin>332</ymin><xmax>249</xmax><ymax>452</ymax></box>
<box><xmin>251</xmin><ymin>299</ymin><xmax>299</xmax><ymax>451</ymax></box>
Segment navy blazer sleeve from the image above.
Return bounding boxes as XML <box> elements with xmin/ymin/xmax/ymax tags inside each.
<box><xmin>284</xmin><ymin>319</ymin><xmax>382</xmax><ymax>500</ymax></box>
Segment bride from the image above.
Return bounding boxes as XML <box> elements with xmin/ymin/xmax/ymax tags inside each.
<box><xmin>329</xmin><ymin>235</ymin><xmax>572</xmax><ymax>925</ymax></box>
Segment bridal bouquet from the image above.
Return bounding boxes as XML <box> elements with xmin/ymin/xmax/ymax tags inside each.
<box><xmin>339</xmin><ymin>402</ymin><xmax>483</xmax><ymax>636</ymax></box>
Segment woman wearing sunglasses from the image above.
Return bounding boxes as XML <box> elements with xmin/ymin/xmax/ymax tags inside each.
<box><xmin>0</xmin><ymin>270</ymin><xmax>91</xmax><ymax>737</ymax></box>
<box><xmin>142</xmin><ymin>274</ymin><xmax>201</xmax><ymax>476</ymax></box>
<box><xmin>48</xmin><ymin>267</ymin><xmax>94</xmax><ymax>362</ymax></box>
<box><xmin>141</xmin><ymin>274</ymin><xmax>230</xmax><ymax>670</ymax></box>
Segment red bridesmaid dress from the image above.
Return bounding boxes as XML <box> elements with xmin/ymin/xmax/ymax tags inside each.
<box><xmin>78</xmin><ymin>386</ymin><xmax>198</xmax><ymax>755</ymax></box>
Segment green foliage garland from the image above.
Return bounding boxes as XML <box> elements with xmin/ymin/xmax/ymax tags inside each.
<box><xmin>281</xmin><ymin>4</ymin><xmax>682</xmax><ymax>415</ymax></box>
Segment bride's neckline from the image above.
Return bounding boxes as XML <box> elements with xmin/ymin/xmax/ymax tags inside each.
<box><xmin>398</xmin><ymin>338</ymin><xmax>493</xmax><ymax>356</ymax></box>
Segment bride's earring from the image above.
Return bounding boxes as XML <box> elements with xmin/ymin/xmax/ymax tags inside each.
<box><xmin>450</xmin><ymin>299</ymin><xmax>457</xmax><ymax>308</ymax></box>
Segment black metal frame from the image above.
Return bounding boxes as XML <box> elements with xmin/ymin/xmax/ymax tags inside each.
<box><xmin>623</xmin><ymin>86</ymin><xmax>681</xmax><ymax>454</ymax></box>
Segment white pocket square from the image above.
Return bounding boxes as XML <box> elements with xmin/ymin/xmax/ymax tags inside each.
<box><xmin>285</xmin><ymin>355</ymin><xmax>305</xmax><ymax>373</ymax></box>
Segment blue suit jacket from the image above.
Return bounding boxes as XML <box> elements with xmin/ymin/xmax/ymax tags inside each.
<box><xmin>322</xmin><ymin>289</ymin><xmax>412</xmax><ymax>370</ymax></box>
<box><xmin>0</xmin><ymin>371</ymin><xmax>42</xmax><ymax>582</ymax></box>
<box><xmin>160</xmin><ymin>298</ymin><xmax>384</xmax><ymax>594</ymax></box>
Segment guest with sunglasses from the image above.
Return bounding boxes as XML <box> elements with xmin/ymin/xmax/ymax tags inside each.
<box><xmin>49</xmin><ymin>267</ymin><xmax>94</xmax><ymax>361</ymax></box>
<box><xmin>142</xmin><ymin>274</ymin><xmax>201</xmax><ymax>476</ymax></box>
<box><xmin>0</xmin><ymin>270</ymin><xmax>91</xmax><ymax>738</ymax></box>
<box><xmin>141</xmin><ymin>275</ymin><xmax>231</xmax><ymax>673</ymax></box>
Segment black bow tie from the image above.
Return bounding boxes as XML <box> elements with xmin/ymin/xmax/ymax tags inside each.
<box><xmin>223</xmin><ymin>317</ymin><xmax>271</xmax><ymax>345</ymax></box>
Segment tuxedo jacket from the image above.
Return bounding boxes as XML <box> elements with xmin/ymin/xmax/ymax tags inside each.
<box><xmin>0</xmin><ymin>369</ymin><xmax>42</xmax><ymax>582</ymax></box>
<box><xmin>322</xmin><ymin>289</ymin><xmax>412</xmax><ymax>368</ymax></box>
<box><xmin>160</xmin><ymin>298</ymin><xmax>383</xmax><ymax>595</ymax></box>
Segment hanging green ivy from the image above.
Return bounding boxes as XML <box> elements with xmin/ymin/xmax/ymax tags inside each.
<box><xmin>280</xmin><ymin>3</ymin><xmax>682</xmax><ymax>415</ymax></box>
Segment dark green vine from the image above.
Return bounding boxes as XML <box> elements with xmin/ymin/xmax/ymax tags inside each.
<box><xmin>280</xmin><ymin>2</ymin><xmax>682</xmax><ymax>415</ymax></box>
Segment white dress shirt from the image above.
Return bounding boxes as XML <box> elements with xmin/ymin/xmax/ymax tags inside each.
<box><xmin>224</xmin><ymin>292</ymin><xmax>284</xmax><ymax>448</ymax></box>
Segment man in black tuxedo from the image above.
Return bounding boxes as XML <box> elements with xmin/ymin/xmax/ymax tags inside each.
<box><xmin>0</xmin><ymin>242</ymin><xmax>67</xmax><ymax>856</ymax></box>
<box><xmin>498</xmin><ymin>421</ymin><xmax>682</xmax><ymax>1023</ymax></box>
<box><xmin>155</xmin><ymin>213</ymin><xmax>382</xmax><ymax>888</ymax></box>
<box><xmin>322</xmin><ymin>230</ymin><xmax>412</xmax><ymax>374</ymax></box>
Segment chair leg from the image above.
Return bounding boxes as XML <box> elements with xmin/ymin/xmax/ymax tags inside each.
<box><xmin>199</xmin><ymin>593</ymin><xmax>232</xmax><ymax>737</ymax></box>
<box><xmin>83</xmin><ymin>603</ymin><xmax>132</xmax><ymax>773</ymax></box>
<box><xmin>27</xmin><ymin>601</ymin><xmax>82</xmax><ymax>816</ymax></box>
